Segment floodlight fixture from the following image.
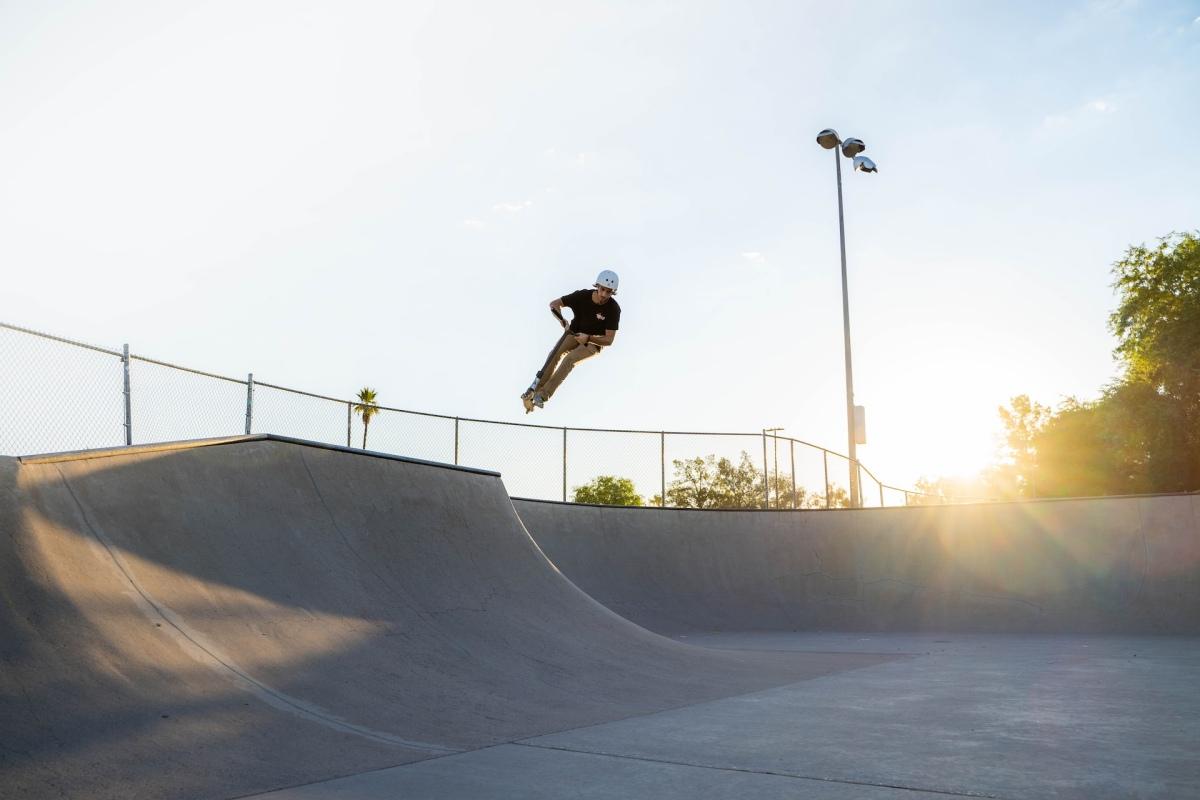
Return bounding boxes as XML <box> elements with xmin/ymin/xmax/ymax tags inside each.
<box><xmin>853</xmin><ymin>155</ymin><xmax>877</xmax><ymax>173</ymax></box>
<box><xmin>816</xmin><ymin>129</ymin><xmax>840</xmax><ymax>149</ymax></box>
<box><xmin>841</xmin><ymin>138</ymin><xmax>866</xmax><ymax>158</ymax></box>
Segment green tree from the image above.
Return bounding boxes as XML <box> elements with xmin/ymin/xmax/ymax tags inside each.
<box><xmin>926</xmin><ymin>226</ymin><xmax>1200</xmax><ymax>503</ymax></box>
<box><xmin>995</xmin><ymin>394</ymin><xmax>1052</xmax><ymax>497</ymax></box>
<box><xmin>665</xmin><ymin>455</ymin><xmax>725</xmax><ymax>509</ymax></box>
<box><xmin>353</xmin><ymin>387</ymin><xmax>380</xmax><ymax>450</ymax></box>
<box><xmin>663</xmin><ymin>453</ymin><xmax>856</xmax><ymax>510</ymax></box>
<box><xmin>713</xmin><ymin>452</ymin><xmax>764</xmax><ymax>508</ymax></box>
<box><xmin>1028</xmin><ymin>395</ymin><xmax>1124</xmax><ymax>497</ymax></box>
<box><xmin>1108</xmin><ymin>231</ymin><xmax>1200</xmax><ymax>489</ymax></box>
<box><xmin>572</xmin><ymin>475</ymin><xmax>644</xmax><ymax>506</ymax></box>
<box><xmin>1102</xmin><ymin>380</ymin><xmax>1193</xmax><ymax>492</ymax></box>
<box><xmin>762</xmin><ymin>472</ymin><xmax>848</xmax><ymax>509</ymax></box>
<box><xmin>665</xmin><ymin>452</ymin><xmax>765</xmax><ymax>509</ymax></box>
<box><xmin>1009</xmin><ymin>232</ymin><xmax>1200</xmax><ymax>498</ymax></box>
<box><xmin>1031</xmin><ymin>382</ymin><xmax>1193</xmax><ymax>497</ymax></box>
<box><xmin>806</xmin><ymin>484</ymin><xmax>850</xmax><ymax>509</ymax></box>
<box><xmin>1110</xmin><ymin>232</ymin><xmax>1200</xmax><ymax>392</ymax></box>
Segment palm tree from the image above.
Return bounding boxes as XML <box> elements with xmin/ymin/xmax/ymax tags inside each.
<box><xmin>353</xmin><ymin>387</ymin><xmax>380</xmax><ymax>449</ymax></box>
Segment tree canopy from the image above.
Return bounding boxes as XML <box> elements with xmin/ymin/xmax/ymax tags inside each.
<box><xmin>1110</xmin><ymin>231</ymin><xmax>1200</xmax><ymax>394</ymax></box>
<box><xmin>353</xmin><ymin>387</ymin><xmax>380</xmax><ymax>450</ymax></box>
<box><xmin>665</xmin><ymin>453</ymin><xmax>762</xmax><ymax>509</ymax></box>
<box><xmin>986</xmin><ymin>232</ymin><xmax>1200</xmax><ymax>499</ymax></box>
<box><xmin>660</xmin><ymin>451</ymin><xmax>846</xmax><ymax>509</ymax></box>
<box><xmin>572</xmin><ymin>475</ymin><xmax>644</xmax><ymax>506</ymax></box>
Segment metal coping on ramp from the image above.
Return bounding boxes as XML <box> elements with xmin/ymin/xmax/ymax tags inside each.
<box><xmin>16</xmin><ymin>433</ymin><xmax>502</xmax><ymax>477</ymax></box>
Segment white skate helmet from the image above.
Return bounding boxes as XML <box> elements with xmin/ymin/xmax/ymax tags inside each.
<box><xmin>595</xmin><ymin>269</ymin><xmax>619</xmax><ymax>293</ymax></box>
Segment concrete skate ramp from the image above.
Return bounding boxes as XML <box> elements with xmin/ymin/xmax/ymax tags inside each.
<box><xmin>0</xmin><ymin>436</ymin><xmax>889</xmax><ymax>800</ymax></box>
<box><xmin>515</xmin><ymin>496</ymin><xmax>1200</xmax><ymax>635</ymax></box>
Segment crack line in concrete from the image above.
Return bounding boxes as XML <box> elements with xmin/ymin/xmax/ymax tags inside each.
<box><xmin>512</xmin><ymin>741</ymin><xmax>1008</xmax><ymax>798</ymax></box>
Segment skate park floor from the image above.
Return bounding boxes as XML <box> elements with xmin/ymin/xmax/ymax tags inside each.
<box><xmin>249</xmin><ymin>632</ymin><xmax>1200</xmax><ymax>799</ymax></box>
<box><xmin>3</xmin><ymin>436</ymin><xmax>1198</xmax><ymax>799</ymax></box>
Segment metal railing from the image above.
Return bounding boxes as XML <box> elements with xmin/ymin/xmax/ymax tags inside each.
<box><xmin>0</xmin><ymin>320</ymin><xmax>979</xmax><ymax>507</ymax></box>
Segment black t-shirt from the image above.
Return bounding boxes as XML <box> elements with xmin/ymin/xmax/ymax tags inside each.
<box><xmin>562</xmin><ymin>289</ymin><xmax>621</xmax><ymax>336</ymax></box>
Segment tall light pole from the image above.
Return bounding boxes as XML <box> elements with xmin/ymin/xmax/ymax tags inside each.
<box><xmin>816</xmin><ymin>128</ymin><xmax>877</xmax><ymax>508</ymax></box>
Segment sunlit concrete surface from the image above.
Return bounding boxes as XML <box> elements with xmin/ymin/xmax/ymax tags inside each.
<box><xmin>247</xmin><ymin>633</ymin><xmax>1200</xmax><ymax>800</ymax></box>
<box><xmin>517</xmin><ymin>495</ymin><xmax>1200</xmax><ymax>635</ymax></box>
<box><xmin>2</xmin><ymin>437</ymin><xmax>1197</xmax><ymax>799</ymax></box>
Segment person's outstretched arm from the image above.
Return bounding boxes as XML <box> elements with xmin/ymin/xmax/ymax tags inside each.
<box><xmin>549</xmin><ymin>297</ymin><xmax>567</xmax><ymax>328</ymax></box>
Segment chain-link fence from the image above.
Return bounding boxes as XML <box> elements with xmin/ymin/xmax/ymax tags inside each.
<box><xmin>0</xmin><ymin>321</ymin><xmax>983</xmax><ymax>507</ymax></box>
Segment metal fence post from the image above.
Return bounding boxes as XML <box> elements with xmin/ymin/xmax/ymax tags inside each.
<box><xmin>346</xmin><ymin>403</ymin><xmax>352</xmax><ymax>448</ymax></box>
<box><xmin>454</xmin><ymin>418</ymin><xmax>460</xmax><ymax>465</ymax></box>
<box><xmin>823</xmin><ymin>450</ymin><xmax>830</xmax><ymax>509</ymax></box>
<box><xmin>790</xmin><ymin>439</ymin><xmax>796</xmax><ymax>510</ymax></box>
<box><xmin>244</xmin><ymin>373</ymin><xmax>254</xmax><ymax>435</ymax></box>
<box><xmin>562</xmin><ymin>428</ymin><xmax>568</xmax><ymax>502</ymax></box>
<box><xmin>122</xmin><ymin>344</ymin><xmax>132</xmax><ymax>445</ymax></box>
<box><xmin>772</xmin><ymin>433</ymin><xmax>780</xmax><ymax>509</ymax></box>
<box><xmin>879</xmin><ymin>481</ymin><xmax>884</xmax><ymax>508</ymax></box>
<box><xmin>761</xmin><ymin>431</ymin><xmax>769</xmax><ymax>509</ymax></box>
<box><xmin>660</xmin><ymin>431</ymin><xmax>666</xmax><ymax>507</ymax></box>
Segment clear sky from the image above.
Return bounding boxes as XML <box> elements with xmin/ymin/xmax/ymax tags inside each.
<box><xmin>2</xmin><ymin>0</ymin><xmax>1197</xmax><ymax>491</ymax></box>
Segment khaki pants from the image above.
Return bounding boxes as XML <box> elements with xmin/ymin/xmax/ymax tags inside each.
<box><xmin>534</xmin><ymin>332</ymin><xmax>600</xmax><ymax>400</ymax></box>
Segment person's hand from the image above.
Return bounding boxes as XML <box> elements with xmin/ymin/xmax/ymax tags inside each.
<box><xmin>574</xmin><ymin>332</ymin><xmax>589</xmax><ymax>346</ymax></box>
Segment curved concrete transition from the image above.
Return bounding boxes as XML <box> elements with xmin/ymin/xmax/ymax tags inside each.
<box><xmin>515</xmin><ymin>495</ymin><xmax>1200</xmax><ymax>635</ymax></box>
<box><xmin>0</xmin><ymin>436</ymin><xmax>889</xmax><ymax>800</ymax></box>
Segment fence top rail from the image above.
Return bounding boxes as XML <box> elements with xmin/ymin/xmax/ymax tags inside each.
<box><xmin>253</xmin><ymin>380</ymin><xmax>360</xmax><ymax>405</ymax></box>
<box><xmin>1</xmin><ymin>320</ymin><xmax>123</xmax><ymax>358</ymax></box>
<box><xmin>252</xmin><ymin>380</ymin><xmax>852</xmax><ymax>450</ymax></box>
<box><xmin>130</xmin><ymin>353</ymin><xmax>249</xmax><ymax>385</ymax></box>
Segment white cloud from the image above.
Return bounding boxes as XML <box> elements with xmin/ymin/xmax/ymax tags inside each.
<box><xmin>460</xmin><ymin>218</ymin><xmax>487</xmax><ymax>229</ymax></box>
<box><xmin>1041</xmin><ymin>97</ymin><xmax>1118</xmax><ymax>131</ymax></box>
<box><xmin>741</xmin><ymin>251</ymin><xmax>765</xmax><ymax>263</ymax></box>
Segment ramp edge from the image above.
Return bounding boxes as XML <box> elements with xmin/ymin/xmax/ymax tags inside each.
<box><xmin>17</xmin><ymin>433</ymin><xmax>501</xmax><ymax>477</ymax></box>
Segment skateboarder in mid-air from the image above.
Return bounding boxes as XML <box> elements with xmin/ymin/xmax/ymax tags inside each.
<box><xmin>521</xmin><ymin>270</ymin><xmax>621</xmax><ymax>413</ymax></box>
